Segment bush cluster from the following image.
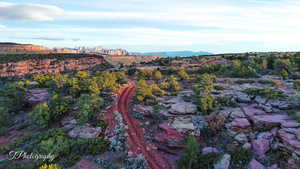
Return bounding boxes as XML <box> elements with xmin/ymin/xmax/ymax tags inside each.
<box><xmin>76</xmin><ymin>94</ymin><xmax>103</xmax><ymax>125</ymax></box>
<box><xmin>30</xmin><ymin>94</ymin><xmax>70</xmax><ymax>128</ymax></box>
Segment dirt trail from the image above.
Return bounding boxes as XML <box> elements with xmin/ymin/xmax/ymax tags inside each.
<box><xmin>116</xmin><ymin>85</ymin><xmax>172</xmax><ymax>169</ymax></box>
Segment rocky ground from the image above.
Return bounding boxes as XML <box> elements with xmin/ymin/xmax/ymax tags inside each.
<box><xmin>131</xmin><ymin>76</ymin><xmax>300</xmax><ymax>169</ymax></box>
<box><xmin>0</xmin><ymin>75</ymin><xmax>300</xmax><ymax>169</ymax></box>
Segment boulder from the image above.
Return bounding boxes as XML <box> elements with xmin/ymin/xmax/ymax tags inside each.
<box><xmin>214</xmin><ymin>154</ymin><xmax>231</xmax><ymax>169</ymax></box>
<box><xmin>202</xmin><ymin>147</ymin><xmax>219</xmax><ymax>155</ymax></box>
<box><xmin>172</xmin><ymin>116</ymin><xmax>195</xmax><ymax>131</ymax></box>
<box><xmin>242</xmin><ymin>143</ymin><xmax>252</xmax><ymax>149</ymax></box>
<box><xmin>278</xmin><ymin>129</ymin><xmax>300</xmax><ymax>154</ymax></box>
<box><xmin>68</xmin><ymin>124</ymin><xmax>102</xmax><ymax>139</ymax></box>
<box><xmin>25</xmin><ymin>89</ymin><xmax>50</xmax><ymax>106</ymax></box>
<box><xmin>281</xmin><ymin>121</ymin><xmax>300</xmax><ymax>128</ymax></box>
<box><xmin>236</xmin><ymin>93</ymin><xmax>251</xmax><ymax>103</ymax></box>
<box><xmin>268</xmin><ymin>100</ymin><xmax>292</xmax><ymax>110</ymax></box>
<box><xmin>248</xmin><ymin>159</ymin><xmax>266</xmax><ymax>169</ymax></box>
<box><xmin>155</xmin><ymin>123</ymin><xmax>182</xmax><ymax>143</ymax></box>
<box><xmin>243</xmin><ymin>105</ymin><xmax>266</xmax><ymax>117</ymax></box>
<box><xmin>230</xmin><ymin>118</ymin><xmax>251</xmax><ymax>129</ymax></box>
<box><xmin>252</xmin><ymin>139</ymin><xmax>270</xmax><ymax>156</ymax></box>
<box><xmin>169</xmin><ymin>102</ymin><xmax>197</xmax><ymax>115</ymax></box>
<box><xmin>267</xmin><ymin>164</ymin><xmax>278</xmax><ymax>169</ymax></box>
<box><xmin>255</xmin><ymin>96</ymin><xmax>267</xmax><ymax>104</ymax></box>
<box><xmin>257</xmin><ymin>132</ymin><xmax>273</xmax><ymax>140</ymax></box>
<box><xmin>230</xmin><ymin>109</ymin><xmax>246</xmax><ymax>118</ymax></box>
<box><xmin>235</xmin><ymin>133</ymin><xmax>248</xmax><ymax>143</ymax></box>
<box><xmin>251</xmin><ymin>114</ymin><xmax>291</xmax><ymax>130</ymax></box>
<box><xmin>61</xmin><ymin>117</ymin><xmax>77</xmax><ymax>131</ymax></box>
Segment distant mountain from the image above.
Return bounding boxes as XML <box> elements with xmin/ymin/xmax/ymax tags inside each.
<box><xmin>131</xmin><ymin>51</ymin><xmax>213</xmax><ymax>57</ymax></box>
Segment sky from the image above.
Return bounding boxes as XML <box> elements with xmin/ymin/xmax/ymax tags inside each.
<box><xmin>0</xmin><ymin>0</ymin><xmax>300</xmax><ymax>53</ymax></box>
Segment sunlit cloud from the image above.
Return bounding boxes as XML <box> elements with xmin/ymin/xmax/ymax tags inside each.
<box><xmin>0</xmin><ymin>0</ymin><xmax>300</xmax><ymax>52</ymax></box>
<box><xmin>0</xmin><ymin>2</ymin><xmax>64</xmax><ymax>21</ymax></box>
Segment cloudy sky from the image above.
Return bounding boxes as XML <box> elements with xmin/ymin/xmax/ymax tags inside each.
<box><xmin>0</xmin><ymin>0</ymin><xmax>299</xmax><ymax>53</ymax></box>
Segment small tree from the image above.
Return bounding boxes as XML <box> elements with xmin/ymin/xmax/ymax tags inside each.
<box><xmin>49</xmin><ymin>94</ymin><xmax>70</xmax><ymax>120</ymax></box>
<box><xmin>76</xmin><ymin>94</ymin><xmax>103</xmax><ymax>124</ymax></box>
<box><xmin>197</xmin><ymin>74</ymin><xmax>215</xmax><ymax>114</ymax></box>
<box><xmin>198</xmin><ymin>73</ymin><xmax>215</xmax><ymax>94</ymax></box>
<box><xmin>178</xmin><ymin>68</ymin><xmax>190</xmax><ymax>80</ymax></box>
<box><xmin>75</xmin><ymin>71</ymin><xmax>90</xmax><ymax>79</ymax></box>
<box><xmin>232</xmin><ymin>60</ymin><xmax>241</xmax><ymax>68</ymax></box>
<box><xmin>30</xmin><ymin>103</ymin><xmax>51</xmax><ymax>128</ymax></box>
<box><xmin>178</xmin><ymin>136</ymin><xmax>199</xmax><ymax>169</ymax></box>
<box><xmin>39</xmin><ymin>164</ymin><xmax>61</xmax><ymax>169</ymax></box>
<box><xmin>169</xmin><ymin>75</ymin><xmax>181</xmax><ymax>92</ymax></box>
<box><xmin>294</xmin><ymin>80</ymin><xmax>300</xmax><ymax>92</ymax></box>
<box><xmin>281</xmin><ymin>69</ymin><xmax>289</xmax><ymax>80</ymax></box>
<box><xmin>151</xmin><ymin>84</ymin><xmax>165</xmax><ymax>96</ymax></box>
<box><xmin>274</xmin><ymin>59</ymin><xmax>292</xmax><ymax>79</ymax></box>
<box><xmin>136</xmin><ymin>79</ymin><xmax>154</xmax><ymax>102</ymax></box>
<box><xmin>199</xmin><ymin>94</ymin><xmax>214</xmax><ymax>115</ymax></box>
<box><xmin>153</xmin><ymin>71</ymin><xmax>163</xmax><ymax>81</ymax></box>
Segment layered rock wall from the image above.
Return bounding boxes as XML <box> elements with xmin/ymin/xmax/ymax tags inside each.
<box><xmin>0</xmin><ymin>57</ymin><xmax>104</xmax><ymax>77</ymax></box>
<box><xmin>0</xmin><ymin>43</ymin><xmax>51</xmax><ymax>54</ymax></box>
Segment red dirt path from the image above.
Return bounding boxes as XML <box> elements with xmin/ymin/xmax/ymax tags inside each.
<box><xmin>104</xmin><ymin>84</ymin><xmax>172</xmax><ymax>169</ymax></box>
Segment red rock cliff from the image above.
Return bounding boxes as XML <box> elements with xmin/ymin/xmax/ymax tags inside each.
<box><xmin>0</xmin><ymin>57</ymin><xmax>105</xmax><ymax>77</ymax></box>
<box><xmin>0</xmin><ymin>42</ymin><xmax>51</xmax><ymax>54</ymax></box>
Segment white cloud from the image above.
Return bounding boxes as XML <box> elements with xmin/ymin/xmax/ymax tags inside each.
<box><xmin>1</xmin><ymin>0</ymin><xmax>300</xmax><ymax>52</ymax></box>
<box><xmin>3</xmin><ymin>26</ymin><xmax>300</xmax><ymax>47</ymax></box>
<box><xmin>62</xmin><ymin>2</ymin><xmax>300</xmax><ymax>32</ymax></box>
<box><xmin>0</xmin><ymin>24</ymin><xmax>5</xmax><ymax>28</ymax></box>
<box><xmin>0</xmin><ymin>2</ymin><xmax>64</xmax><ymax>21</ymax></box>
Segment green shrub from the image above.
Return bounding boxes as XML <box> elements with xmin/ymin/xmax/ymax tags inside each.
<box><xmin>178</xmin><ymin>68</ymin><xmax>190</xmax><ymax>80</ymax></box>
<box><xmin>0</xmin><ymin>107</ymin><xmax>11</xmax><ymax>127</ymax></box>
<box><xmin>193</xmin><ymin>153</ymin><xmax>219</xmax><ymax>169</ymax></box>
<box><xmin>0</xmin><ymin>127</ymin><xmax>8</xmax><ymax>136</ymax></box>
<box><xmin>0</xmin><ymin>82</ymin><xmax>27</xmax><ymax>112</ymax></box>
<box><xmin>0</xmin><ymin>128</ymin><xmax>109</xmax><ymax>167</ymax></box>
<box><xmin>39</xmin><ymin>164</ymin><xmax>62</xmax><ymax>169</ymax></box>
<box><xmin>294</xmin><ymin>80</ymin><xmax>300</xmax><ymax>91</ymax></box>
<box><xmin>198</xmin><ymin>73</ymin><xmax>215</xmax><ymax>94</ymax></box>
<box><xmin>244</xmin><ymin>87</ymin><xmax>285</xmax><ymax>100</ymax></box>
<box><xmin>30</xmin><ymin>95</ymin><xmax>70</xmax><ymax>128</ymax></box>
<box><xmin>177</xmin><ymin>136</ymin><xmax>199</xmax><ymax>169</ymax></box>
<box><xmin>48</xmin><ymin>94</ymin><xmax>70</xmax><ymax>119</ymax></box>
<box><xmin>30</xmin><ymin>103</ymin><xmax>51</xmax><ymax>128</ymax></box>
<box><xmin>273</xmin><ymin>59</ymin><xmax>292</xmax><ymax>79</ymax></box>
<box><xmin>153</xmin><ymin>71</ymin><xmax>163</xmax><ymax>80</ymax></box>
<box><xmin>215</xmin><ymin>95</ymin><xmax>237</xmax><ymax>107</ymax></box>
<box><xmin>177</xmin><ymin>136</ymin><xmax>220</xmax><ymax>169</ymax></box>
<box><xmin>230</xmin><ymin>148</ymin><xmax>251</xmax><ymax>169</ymax></box>
<box><xmin>76</xmin><ymin>94</ymin><xmax>103</xmax><ymax>125</ymax></box>
<box><xmin>198</xmin><ymin>94</ymin><xmax>214</xmax><ymax>115</ymax></box>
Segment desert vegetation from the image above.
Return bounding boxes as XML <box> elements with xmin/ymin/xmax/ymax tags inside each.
<box><xmin>0</xmin><ymin>52</ymin><xmax>300</xmax><ymax>169</ymax></box>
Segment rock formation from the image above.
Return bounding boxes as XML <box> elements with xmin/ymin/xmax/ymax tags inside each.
<box><xmin>104</xmin><ymin>55</ymin><xmax>162</xmax><ymax>65</ymax></box>
<box><xmin>0</xmin><ymin>57</ymin><xmax>105</xmax><ymax>77</ymax></box>
<box><xmin>0</xmin><ymin>42</ymin><xmax>51</xmax><ymax>54</ymax></box>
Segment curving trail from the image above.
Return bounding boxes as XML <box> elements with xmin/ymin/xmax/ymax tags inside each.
<box><xmin>117</xmin><ymin>84</ymin><xmax>172</xmax><ymax>169</ymax></box>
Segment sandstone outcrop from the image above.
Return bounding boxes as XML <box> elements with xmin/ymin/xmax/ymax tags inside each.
<box><xmin>0</xmin><ymin>42</ymin><xmax>51</xmax><ymax>54</ymax></box>
<box><xmin>104</xmin><ymin>55</ymin><xmax>162</xmax><ymax>65</ymax></box>
<box><xmin>0</xmin><ymin>57</ymin><xmax>105</xmax><ymax>77</ymax></box>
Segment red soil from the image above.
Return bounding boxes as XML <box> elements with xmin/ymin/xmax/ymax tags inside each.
<box><xmin>103</xmin><ymin>84</ymin><xmax>172</xmax><ymax>169</ymax></box>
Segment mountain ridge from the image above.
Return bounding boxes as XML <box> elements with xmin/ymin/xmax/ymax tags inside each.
<box><xmin>131</xmin><ymin>51</ymin><xmax>213</xmax><ymax>57</ymax></box>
